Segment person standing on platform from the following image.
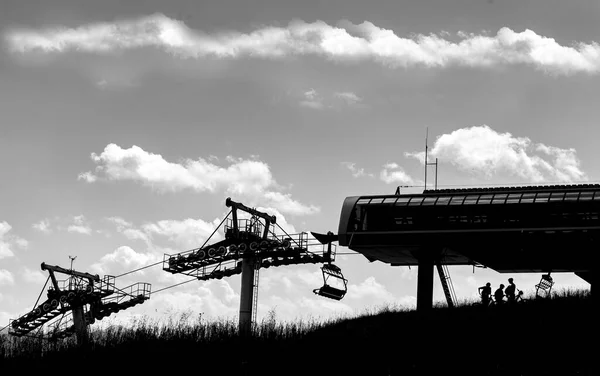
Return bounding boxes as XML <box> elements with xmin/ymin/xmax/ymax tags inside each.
<box><xmin>494</xmin><ymin>284</ymin><xmax>505</xmax><ymax>305</ymax></box>
<box><xmin>478</xmin><ymin>282</ymin><xmax>492</xmax><ymax>307</ymax></box>
<box><xmin>505</xmin><ymin>278</ymin><xmax>517</xmax><ymax>303</ymax></box>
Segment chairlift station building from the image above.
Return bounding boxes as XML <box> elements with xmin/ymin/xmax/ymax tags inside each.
<box><xmin>338</xmin><ymin>184</ymin><xmax>596</xmax><ymax>309</ymax></box>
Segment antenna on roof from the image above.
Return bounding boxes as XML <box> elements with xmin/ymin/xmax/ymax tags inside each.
<box><xmin>69</xmin><ymin>255</ymin><xmax>77</xmax><ymax>271</ymax></box>
<box><xmin>424</xmin><ymin>127</ymin><xmax>439</xmax><ymax>191</ymax></box>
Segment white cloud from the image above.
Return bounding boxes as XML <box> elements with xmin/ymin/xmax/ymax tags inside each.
<box><xmin>380</xmin><ymin>163</ymin><xmax>417</xmax><ymax>184</ymax></box>
<box><xmin>0</xmin><ymin>221</ymin><xmax>27</xmax><ymax>259</ymax></box>
<box><xmin>0</xmin><ymin>269</ymin><xmax>15</xmax><ymax>286</ymax></box>
<box><xmin>6</xmin><ymin>15</ymin><xmax>600</xmax><ymax>75</ymax></box>
<box><xmin>142</xmin><ymin>217</ymin><xmax>223</xmax><ymax>249</ymax></box>
<box><xmin>334</xmin><ymin>91</ymin><xmax>362</xmax><ymax>105</ymax></box>
<box><xmin>341</xmin><ymin>162</ymin><xmax>373</xmax><ymax>178</ymax></box>
<box><xmin>90</xmin><ymin>246</ymin><xmax>161</xmax><ymax>275</ymax></box>
<box><xmin>67</xmin><ymin>215</ymin><xmax>92</xmax><ymax>235</ymax></box>
<box><xmin>262</xmin><ymin>192</ymin><xmax>320</xmax><ymax>216</ymax></box>
<box><xmin>299</xmin><ymin>88</ymin><xmax>325</xmax><ymax>109</ymax></box>
<box><xmin>77</xmin><ymin>171</ymin><xmax>97</xmax><ymax>183</ymax></box>
<box><xmin>406</xmin><ymin>125</ymin><xmax>587</xmax><ymax>183</ymax></box>
<box><xmin>32</xmin><ymin>218</ymin><xmax>52</xmax><ymax>234</ymax></box>
<box><xmin>21</xmin><ymin>267</ymin><xmax>47</xmax><ymax>284</ymax></box>
<box><xmin>347</xmin><ymin>276</ymin><xmax>395</xmax><ymax>302</ymax></box>
<box><xmin>80</xmin><ymin>143</ymin><xmax>319</xmax><ymax>216</ymax></box>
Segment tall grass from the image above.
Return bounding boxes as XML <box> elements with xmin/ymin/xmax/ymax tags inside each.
<box><xmin>1</xmin><ymin>288</ymin><xmax>592</xmax><ymax>375</ymax></box>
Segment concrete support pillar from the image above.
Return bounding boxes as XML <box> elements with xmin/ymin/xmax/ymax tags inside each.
<box><xmin>416</xmin><ymin>250</ymin><xmax>435</xmax><ymax>312</ymax></box>
<box><xmin>72</xmin><ymin>305</ymin><xmax>88</xmax><ymax>346</ymax></box>
<box><xmin>239</xmin><ymin>255</ymin><xmax>256</xmax><ymax>336</ymax></box>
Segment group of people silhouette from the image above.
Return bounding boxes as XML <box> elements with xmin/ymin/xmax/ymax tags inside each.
<box><xmin>478</xmin><ymin>278</ymin><xmax>518</xmax><ymax>306</ymax></box>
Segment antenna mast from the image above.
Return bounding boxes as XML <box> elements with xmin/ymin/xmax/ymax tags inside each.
<box><xmin>424</xmin><ymin>127</ymin><xmax>439</xmax><ymax>191</ymax></box>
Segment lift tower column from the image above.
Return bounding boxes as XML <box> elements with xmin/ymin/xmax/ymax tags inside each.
<box><xmin>225</xmin><ymin>198</ymin><xmax>275</xmax><ymax>335</ymax></box>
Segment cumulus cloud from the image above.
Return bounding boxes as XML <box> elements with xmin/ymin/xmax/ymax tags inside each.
<box><xmin>341</xmin><ymin>162</ymin><xmax>373</xmax><ymax>178</ymax></box>
<box><xmin>6</xmin><ymin>14</ymin><xmax>600</xmax><ymax>75</ymax></box>
<box><xmin>298</xmin><ymin>89</ymin><xmax>364</xmax><ymax>110</ymax></box>
<box><xmin>32</xmin><ymin>218</ymin><xmax>52</xmax><ymax>234</ymax></box>
<box><xmin>0</xmin><ymin>221</ymin><xmax>27</xmax><ymax>259</ymax></box>
<box><xmin>380</xmin><ymin>163</ymin><xmax>417</xmax><ymax>184</ymax></box>
<box><xmin>90</xmin><ymin>246</ymin><xmax>161</xmax><ymax>275</ymax></box>
<box><xmin>347</xmin><ymin>276</ymin><xmax>395</xmax><ymax>302</ymax></box>
<box><xmin>142</xmin><ymin>218</ymin><xmax>223</xmax><ymax>249</ymax></box>
<box><xmin>0</xmin><ymin>269</ymin><xmax>15</xmax><ymax>286</ymax></box>
<box><xmin>299</xmin><ymin>88</ymin><xmax>325</xmax><ymax>109</ymax></box>
<box><xmin>80</xmin><ymin>143</ymin><xmax>319</xmax><ymax>216</ymax></box>
<box><xmin>67</xmin><ymin>215</ymin><xmax>92</xmax><ymax>235</ymax></box>
<box><xmin>21</xmin><ymin>267</ymin><xmax>47</xmax><ymax>284</ymax></box>
<box><xmin>334</xmin><ymin>91</ymin><xmax>362</xmax><ymax>105</ymax></box>
<box><xmin>405</xmin><ymin>125</ymin><xmax>586</xmax><ymax>183</ymax></box>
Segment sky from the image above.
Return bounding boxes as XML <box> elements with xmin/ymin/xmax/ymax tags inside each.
<box><xmin>0</xmin><ymin>0</ymin><xmax>597</xmax><ymax>329</ymax></box>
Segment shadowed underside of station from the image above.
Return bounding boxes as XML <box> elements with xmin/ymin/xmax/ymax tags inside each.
<box><xmin>338</xmin><ymin>184</ymin><xmax>597</xmax><ymax>287</ymax></box>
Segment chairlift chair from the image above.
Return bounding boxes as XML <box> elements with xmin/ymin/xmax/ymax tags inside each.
<box><xmin>313</xmin><ymin>263</ymin><xmax>348</xmax><ymax>301</ymax></box>
<box><xmin>535</xmin><ymin>273</ymin><xmax>554</xmax><ymax>298</ymax></box>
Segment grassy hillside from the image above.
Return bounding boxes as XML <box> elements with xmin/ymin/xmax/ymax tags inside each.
<box><xmin>1</xmin><ymin>288</ymin><xmax>592</xmax><ymax>375</ymax></box>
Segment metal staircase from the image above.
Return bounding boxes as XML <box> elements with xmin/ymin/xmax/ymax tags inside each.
<box><xmin>436</xmin><ymin>262</ymin><xmax>457</xmax><ymax>308</ymax></box>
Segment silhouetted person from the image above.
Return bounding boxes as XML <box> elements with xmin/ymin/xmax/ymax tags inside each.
<box><xmin>494</xmin><ymin>284</ymin><xmax>505</xmax><ymax>305</ymax></box>
<box><xmin>478</xmin><ymin>282</ymin><xmax>492</xmax><ymax>306</ymax></box>
<box><xmin>505</xmin><ymin>278</ymin><xmax>517</xmax><ymax>303</ymax></box>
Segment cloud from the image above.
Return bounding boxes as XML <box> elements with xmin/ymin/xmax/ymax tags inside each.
<box><xmin>405</xmin><ymin>125</ymin><xmax>587</xmax><ymax>183</ymax></box>
<box><xmin>0</xmin><ymin>221</ymin><xmax>27</xmax><ymax>259</ymax></box>
<box><xmin>90</xmin><ymin>245</ymin><xmax>161</xmax><ymax>275</ymax></box>
<box><xmin>80</xmin><ymin>143</ymin><xmax>319</xmax><ymax>216</ymax></box>
<box><xmin>0</xmin><ymin>269</ymin><xmax>15</xmax><ymax>286</ymax></box>
<box><xmin>380</xmin><ymin>163</ymin><xmax>417</xmax><ymax>184</ymax></box>
<box><xmin>67</xmin><ymin>215</ymin><xmax>92</xmax><ymax>235</ymax></box>
<box><xmin>299</xmin><ymin>88</ymin><xmax>325</xmax><ymax>109</ymax></box>
<box><xmin>341</xmin><ymin>162</ymin><xmax>373</xmax><ymax>178</ymax></box>
<box><xmin>334</xmin><ymin>91</ymin><xmax>362</xmax><ymax>105</ymax></box>
<box><xmin>347</xmin><ymin>276</ymin><xmax>395</xmax><ymax>302</ymax></box>
<box><xmin>6</xmin><ymin>14</ymin><xmax>600</xmax><ymax>75</ymax></box>
<box><xmin>297</xmin><ymin>89</ymin><xmax>364</xmax><ymax>110</ymax></box>
<box><xmin>32</xmin><ymin>218</ymin><xmax>52</xmax><ymax>234</ymax></box>
<box><xmin>142</xmin><ymin>218</ymin><xmax>223</xmax><ymax>249</ymax></box>
<box><xmin>21</xmin><ymin>267</ymin><xmax>47</xmax><ymax>284</ymax></box>
<box><xmin>77</xmin><ymin>171</ymin><xmax>97</xmax><ymax>183</ymax></box>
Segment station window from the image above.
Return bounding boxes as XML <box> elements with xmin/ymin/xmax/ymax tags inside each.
<box><xmin>357</xmin><ymin>198</ymin><xmax>371</xmax><ymax>205</ymax></box>
<box><xmin>593</xmin><ymin>192</ymin><xmax>600</xmax><ymax>201</ymax></box>
<box><xmin>549</xmin><ymin>192</ymin><xmax>565</xmax><ymax>202</ymax></box>
<box><xmin>579</xmin><ymin>191</ymin><xmax>595</xmax><ymax>201</ymax></box>
<box><xmin>449</xmin><ymin>196</ymin><xmax>466</xmax><ymax>205</ymax></box>
<box><xmin>477</xmin><ymin>194</ymin><xmax>494</xmax><ymax>204</ymax></box>
<box><xmin>408</xmin><ymin>197</ymin><xmax>424</xmax><ymax>206</ymax></box>
<box><xmin>534</xmin><ymin>192</ymin><xmax>551</xmax><ymax>203</ymax></box>
<box><xmin>492</xmin><ymin>194</ymin><xmax>508</xmax><ymax>204</ymax></box>
<box><xmin>520</xmin><ymin>193</ymin><xmax>536</xmax><ymax>203</ymax></box>
<box><xmin>383</xmin><ymin>197</ymin><xmax>398</xmax><ymax>204</ymax></box>
<box><xmin>421</xmin><ymin>196</ymin><xmax>438</xmax><ymax>206</ymax></box>
<box><xmin>463</xmin><ymin>195</ymin><xmax>479</xmax><ymax>205</ymax></box>
<box><xmin>370</xmin><ymin>198</ymin><xmax>384</xmax><ymax>204</ymax></box>
<box><xmin>395</xmin><ymin>197</ymin><xmax>411</xmax><ymax>206</ymax></box>
<box><xmin>436</xmin><ymin>196</ymin><xmax>451</xmax><ymax>206</ymax></box>
<box><xmin>506</xmin><ymin>193</ymin><xmax>522</xmax><ymax>204</ymax></box>
<box><xmin>564</xmin><ymin>192</ymin><xmax>580</xmax><ymax>201</ymax></box>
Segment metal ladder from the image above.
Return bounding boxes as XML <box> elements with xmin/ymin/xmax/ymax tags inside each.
<box><xmin>251</xmin><ymin>260</ymin><xmax>260</xmax><ymax>327</ymax></box>
<box><xmin>436</xmin><ymin>262</ymin><xmax>457</xmax><ymax>308</ymax></box>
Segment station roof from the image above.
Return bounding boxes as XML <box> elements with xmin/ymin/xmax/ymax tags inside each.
<box><xmin>355</xmin><ymin>184</ymin><xmax>600</xmax><ymax>208</ymax></box>
<box><xmin>339</xmin><ymin>184</ymin><xmax>600</xmax><ymax>273</ymax></box>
